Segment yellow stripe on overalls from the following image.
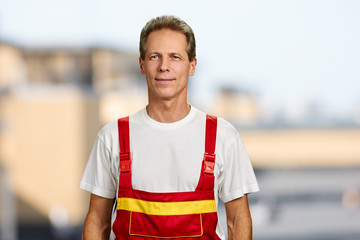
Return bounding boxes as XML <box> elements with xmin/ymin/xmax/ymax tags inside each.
<box><xmin>117</xmin><ymin>198</ymin><xmax>217</xmax><ymax>215</ymax></box>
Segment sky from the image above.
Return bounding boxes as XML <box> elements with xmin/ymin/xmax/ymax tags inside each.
<box><xmin>0</xmin><ymin>0</ymin><xmax>359</xmax><ymax>123</ymax></box>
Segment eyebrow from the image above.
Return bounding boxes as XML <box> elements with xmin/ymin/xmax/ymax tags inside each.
<box><xmin>148</xmin><ymin>51</ymin><xmax>184</xmax><ymax>57</ymax></box>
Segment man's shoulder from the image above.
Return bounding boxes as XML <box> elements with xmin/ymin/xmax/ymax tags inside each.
<box><xmin>216</xmin><ymin>116</ymin><xmax>237</xmax><ymax>131</ymax></box>
<box><xmin>193</xmin><ymin>107</ymin><xmax>238</xmax><ymax>133</ymax></box>
<box><xmin>191</xmin><ymin>108</ymin><xmax>239</xmax><ymax>143</ymax></box>
<box><xmin>97</xmin><ymin>119</ymin><xmax>118</xmax><ymax>140</ymax></box>
<box><xmin>214</xmin><ymin>116</ymin><xmax>240</xmax><ymax>143</ymax></box>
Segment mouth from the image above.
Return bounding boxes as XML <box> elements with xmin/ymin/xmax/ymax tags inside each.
<box><xmin>155</xmin><ymin>78</ymin><xmax>175</xmax><ymax>82</ymax></box>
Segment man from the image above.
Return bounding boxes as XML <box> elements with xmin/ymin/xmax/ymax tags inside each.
<box><xmin>79</xmin><ymin>15</ymin><xmax>259</xmax><ymax>240</ymax></box>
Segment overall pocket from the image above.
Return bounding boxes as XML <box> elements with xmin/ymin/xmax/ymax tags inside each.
<box><xmin>129</xmin><ymin>212</ymin><xmax>203</xmax><ymax>238</ymax></box>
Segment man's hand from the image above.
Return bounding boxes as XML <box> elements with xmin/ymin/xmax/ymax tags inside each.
<box><xmin>82</xmin><ymin>194</ymin><xmax>114</xmax><ymax>240</ymax></box>
<box><xmin>225</xmin><ymin>194</ymin><xmax>252</xmax><ymax>240</ymax></box>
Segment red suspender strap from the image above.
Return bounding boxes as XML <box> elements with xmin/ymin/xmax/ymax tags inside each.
<box><xmin>204</xmin><ymin>114</ymin><xmax>217</xmax><ymax>173</ymax></box>
<box><xmin>197</xmin><ymin>114</ymin><xmax>217</xmax><ymax>191</ymax></box>
<box><xmin>118</xmin><ymin>116</ymin><xmax>132</xmax><ymax>190</ymax></box>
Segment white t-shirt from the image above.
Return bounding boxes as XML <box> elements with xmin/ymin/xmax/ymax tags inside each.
<box><xmin>79</xmin><ymin>106</ymin><xmax>259</xmax><ymax>239</ymax></box>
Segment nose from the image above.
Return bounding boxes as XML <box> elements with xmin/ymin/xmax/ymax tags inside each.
<box><xmin>159</xmin><ymin>59</ymin><xmax>170</xmax><ymax>72</ymax></box>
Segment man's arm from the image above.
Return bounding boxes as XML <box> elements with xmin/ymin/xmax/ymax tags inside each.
<box><xmin>82</xmin><ymin>194</ymin><xmax>114</xmax><ymax>240</ymax></box>
<box><xmin>224</xmin><ymin>194</ymin><xmax>252</xmax><ymax>240</ymax></box>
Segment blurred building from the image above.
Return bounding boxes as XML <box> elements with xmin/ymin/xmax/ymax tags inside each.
<box><xmin>1</xmin><ymin>41</ymin><xmax>360</xmax><ymax>240</ymax></box>
<box><xmin>0</xmin><ymin>43</ymin><xmax>25</xmax><ymax>90</ymax></box>
<box><xmin>0</xmin><ymin>42</ymin><xmax>147</xmax><ymax>239</ymax></box>
<box><xmin>211</xmin><ymin>86</ymin><xmax>260</xmax><ymax>127</ymax></box>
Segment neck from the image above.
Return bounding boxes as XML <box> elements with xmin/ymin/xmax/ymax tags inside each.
<box><xmin>146</xmin><ymin>100</ymin><xmax>191</xmax><ymax>123</ymax></box>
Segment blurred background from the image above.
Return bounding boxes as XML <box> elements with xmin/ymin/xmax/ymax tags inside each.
<box><xmin>0</xmin><ymin>0</ymin><xmax>359</xmax><ymax>239</ymax></box>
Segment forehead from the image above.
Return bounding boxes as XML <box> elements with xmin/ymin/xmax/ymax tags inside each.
<box><xmin>146</xmin><ymin>29</ymin><xmax>188</xmax><ymax>54</ymax></box>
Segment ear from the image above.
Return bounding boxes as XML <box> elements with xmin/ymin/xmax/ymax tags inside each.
<box><xmin>189</xmin><ymin>57</ymin><xmax>197</xmax><ymax>76</ymax></box>
<box><xmin>139</xmin><ymin>57</ymin><xmax>145</xmax><ymax>75</ymax></box>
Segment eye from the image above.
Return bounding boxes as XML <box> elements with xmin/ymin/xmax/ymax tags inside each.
<box><xmin>172</xmin><ymin>55</ymin><xmax>180</xmax><ymax>60</ymax></box>
<box><xmin>150</xmin><ymin>55</ymin><xmax>159</xmax><ymax>60</ymax></box>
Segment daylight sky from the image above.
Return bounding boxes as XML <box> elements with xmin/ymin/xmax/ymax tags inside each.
<box><xmin>1</xmin><ymin>0</ymin><xmax>359</xmax><ymax>122</ymax></box>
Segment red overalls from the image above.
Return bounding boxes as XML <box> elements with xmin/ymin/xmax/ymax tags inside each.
<box><xmin>113</xmin><ymin>115</ymin><xmax>221</xmax><ymax>240</ymax></box>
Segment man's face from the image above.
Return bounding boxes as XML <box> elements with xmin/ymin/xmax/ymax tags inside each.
<box><xmin>139</xmin><ymin>28</ymin><xmax>197</xmax><ymax>102</ymax></box>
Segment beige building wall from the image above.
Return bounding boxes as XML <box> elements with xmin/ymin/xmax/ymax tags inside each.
<box><xmin>91</xmin><ymin>49</ymin><xmax>143</xmax><ymax>93</ymax></box>
<box><xmin>0</xmin><ymin>87</ymin><xmax>100</xmax><ymax>225</ymax></box>
<box><xmin>212</xmin><ymin>90</ymin><xmax>259</xmax><ymax>125</ymax></box>
<box><xmin>23</xmin><ymin>48</ymin><xmax>92</xmax><ymax>86</ymax></box>
<box><xmin>99</xmin><ymin>91</ymin><xmax>147</xmax><ymax>124</ymax></box>
<box><xmin>0</xmin><ymin>43</ymin><xmax>146</xmax><ymax>227</ymax></box>
<box><xmin>0</xmin><ymin>44</ymin><xmax>26</xmax><ymax>89</ymax></box>
<box><xmin>241</xmin><ymin>129</ymin><xmax>360</xmax><ymax>168</ymax></box>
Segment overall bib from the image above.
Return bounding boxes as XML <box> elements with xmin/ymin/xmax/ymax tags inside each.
<box><xmin>113</xmin><ymin>115</ymin><xmax>221</xmax><ymax>240</ymax></box>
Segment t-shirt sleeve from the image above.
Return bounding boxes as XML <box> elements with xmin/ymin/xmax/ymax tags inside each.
<box><xmin>218</xmin><ymin>131</ymin><xmax>259</xmax><ymax>203</ymax></box>
<box><xmin>79</xmin><ymin>136</ymin><xmax>117</xmax><ymax>199</ymax></box>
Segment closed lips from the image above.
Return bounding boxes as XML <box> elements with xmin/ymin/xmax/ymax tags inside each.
<box><xmin>155</xmin><ymin>78</ymin><xmax>175</xmax><ymax>81</ymax></box>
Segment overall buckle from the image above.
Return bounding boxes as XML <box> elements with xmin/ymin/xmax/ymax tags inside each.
<box><xmin>120</xmin><ymin>152</ymin><xmax>131</xmax><ymax>173</ymax></box>
<box><xmin>203</xmin><ymin>153</ymin><xmax>215</xmax><ymax>174</ymax></box>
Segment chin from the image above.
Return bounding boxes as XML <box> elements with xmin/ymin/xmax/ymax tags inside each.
<box><xmin>154</xmin><ymin>90</ymin><xmax>176</xmax><ymax>99</ymax></box>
